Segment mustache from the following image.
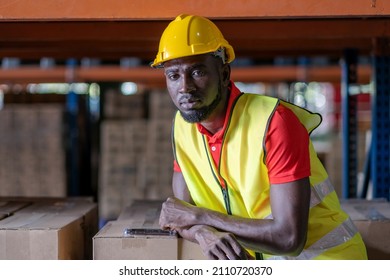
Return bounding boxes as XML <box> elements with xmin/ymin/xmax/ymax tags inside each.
<box><xmin>178</xmin><ymin>94</ymin><xmax>202</xmax><ymax>103</ymax></box>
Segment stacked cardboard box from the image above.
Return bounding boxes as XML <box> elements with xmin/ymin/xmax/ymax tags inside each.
<box><xmin>93</xmin><ymin>200</ymin><xmax>206</xmax><ymax>260</ymax></box>
<box><xmin>0</xmin><ymin>104</ymin><xmax>66</xmax><ymax>197</ymax></box>
<box><xmin>341</xmin><ymin>199</ymin><xmax>390</xmax><ymax>260</ymax></box>
<box><xmin>104</xmin><ymin>90</ymin><xmax>146</xmax><ymax>119</ymax></box>
<box><xmin>322</xmin><ymin>132</ymin><xmax>371</xmax><ymax>198</ymax></box>
<box><xmin>99</xmin><ymin>90</ymin><xmax>175</xmax><ymax>222</ymax></box>
<box><xmin>143</xmin><ymin>91</ymin><xmax>175</xmax><ymax>200</ymax></box>
<box><xmin>99</xmin><ymin>120</ymin><xmax>148</xmax><ymax>221</ymax></box>
<box><xmin>0</xmin><ymin>197</ymin><xmax>98</xmax><ymax>260</ymax></box>
<box><xmin>99</xmin><ymin>119</ymin><xmax>174</xmax><ymax>221</ymax></box>
<box><xmin>148</xmin><ymin>90</ymin><xmax>177</xmax><ymax>120</ymax></box>
<box><xmin>139</xmin><ymin>120</ymin><xmax>174</xmax><ymax>199</ymax></box>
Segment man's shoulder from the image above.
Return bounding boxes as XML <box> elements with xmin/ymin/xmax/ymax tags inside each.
<box><xmin>237</xmin><ymin>93</ymin><xmax>279</xmax><ymax>108</ymax></box>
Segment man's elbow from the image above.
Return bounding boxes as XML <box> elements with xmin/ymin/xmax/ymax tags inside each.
<box><xmin>282</xmin><ymin>233</ymin><xmax>307</xmax><ymax>256</ymax></box>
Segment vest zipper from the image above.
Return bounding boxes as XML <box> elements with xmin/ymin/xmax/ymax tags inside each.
<box><xmin>202</xmin><ymin>136</ymin><xmax>232</xmax><ymax>215</ymax></box>
<box><xmin>219</xmin><ymin>179</ymin><xmax>232</xmax><ymax>216</ymax></box>
<box><xmin>201</xmin><ymin>120</ymin><xmax>263</xmax><ymax>259</ymax></box>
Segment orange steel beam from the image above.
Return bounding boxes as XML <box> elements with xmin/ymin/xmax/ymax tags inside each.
<box><xmin>1</xmin><ymin>19</ymin><xmax>388</xmax><ymax>42</ymax></box>
<box><xmin>231</xmin><ymin>65</ymin><xmax>372</xmax><ymax>84</ymax></box>
<box><xmin>0</xmin><ymin>0</ymin><xmax>389</xmax><ymax>21</ymax></box>
<box><xmin>0</xmin><ymin>65</ymin><xmax>371</xmax><ymax>85</ymax></box>
<box><xmin>0</xmin><ymin>19</ymin><xmax>388</xmax><ymax>60</ymax></box>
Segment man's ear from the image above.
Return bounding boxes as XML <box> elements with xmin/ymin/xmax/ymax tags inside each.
<box><xmin>221</xmin><ymin>64</ymin><xmax>231</xmax><ymax>86</ymax></box>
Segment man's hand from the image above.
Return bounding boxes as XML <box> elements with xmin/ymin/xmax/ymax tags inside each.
<box><xmin>159</xmin><ymin>197</ymin><xmax>200</xmax><ymax>230</ymax></box>
<box><xmin>159</xmin><ymin>197</ymin><xmax>253</xmax><ymax>260</ymax></box>
<box><xmin>194</xmin><ymin>225</ymin><xmax>252</xmax><ymax>260</ymax></box>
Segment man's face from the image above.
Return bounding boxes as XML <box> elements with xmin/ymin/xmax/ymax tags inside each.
<box><xmin>163</xmin><ymin>54</ymin><xmax>223</xmax><ymax>123</ymax></box>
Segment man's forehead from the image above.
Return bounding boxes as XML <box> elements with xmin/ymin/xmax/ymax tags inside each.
<box><xmin>163</xmin><ymin>54</ymin><xmax>213</xmax><ymax>69</ymax></box>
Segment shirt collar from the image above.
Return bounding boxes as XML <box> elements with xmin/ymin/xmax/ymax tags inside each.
<box><xmin>196</xmin><ymin>81</ymin><xmax>242</xmax><ymax>140</ymax></box>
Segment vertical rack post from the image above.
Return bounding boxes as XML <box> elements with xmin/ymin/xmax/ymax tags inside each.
<box><xmin>66</xmin><ymin>58</ymin><xmax>80</xmax><ymax>196</ymax></box>
<box><xmin>341</xmin><ymin>49</ymin><xmax>359</xmax><ymax>199</ymax></box>
<box><xmin>371</xmin><ymin>38</ymin><xmax>390</xmax><ymax>200</ymax></box>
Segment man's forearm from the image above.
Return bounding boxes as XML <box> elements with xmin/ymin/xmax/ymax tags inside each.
<box><xmin>176</xmin><ymin>224</ymin><xmax>208</xmax><ymax>243</ymax></box>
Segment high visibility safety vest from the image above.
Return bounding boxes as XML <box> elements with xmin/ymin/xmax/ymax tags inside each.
<box><xmin>172</xmin><ymin>92</ymin><xmax>367</xmax><ymax>260</ymax></box>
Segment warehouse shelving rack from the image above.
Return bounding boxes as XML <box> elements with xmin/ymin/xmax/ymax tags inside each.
<box><xmin>0</xmin><ymin>0</ymin><xmax>389</xmax><ymax>200</ymax></box>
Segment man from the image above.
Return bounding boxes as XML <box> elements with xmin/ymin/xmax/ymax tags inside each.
<box><xmin>153</xmin><ymin>14</ymin><xmax>367</xmax><ymax>260</ymax></box>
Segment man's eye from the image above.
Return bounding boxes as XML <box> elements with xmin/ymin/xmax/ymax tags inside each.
<box><xmin>192</xmin><ymin>70</ymin><xmax>205</xmax><ymax>77</ymax></box>
<box><xmin>167</xmin><ymin>73</ymin><xmax>179</xmax><ymax>80</ymax></box>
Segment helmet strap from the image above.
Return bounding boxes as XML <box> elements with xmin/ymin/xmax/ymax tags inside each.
<box><xmin>212</xmin><ymin>48</ymin><xmax>227</xmax><ymax>64</ymax></box>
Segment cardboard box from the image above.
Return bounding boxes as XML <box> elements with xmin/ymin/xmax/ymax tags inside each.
<box><xmin>0</xmin><ymin>105</ymin><xmax>66</xmax><ymax>198</ymax></box>
<box><xmin>93</xmin><ymin>200</ymin><xmax>206</xmax><ymax>260</ymax></box>
<box><xmin>0</xmin><ymin>201</ymin><xmax>31</xmax><ymax>218</ymax></box>
<box><xmin>341</xmin><ymin>199</ymin><xmax>390</xmax><ymax>260</ymax></box>
<box><xmin>0</xmin><ymin>197</ymin><xmax>98</xmax><ymax>260</ymax></box>
<box><xmin>98</xmin><ymin>119</ymin><xmax>174</xmax><ymax>221</ymax></box>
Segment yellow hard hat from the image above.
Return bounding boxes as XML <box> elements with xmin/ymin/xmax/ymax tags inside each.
<box><xmin>151</xmin><ymin>14</ymin><xmax>235</xmax><ymax>68</ymax></box>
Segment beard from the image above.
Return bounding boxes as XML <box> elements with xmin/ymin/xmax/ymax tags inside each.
<box><xmin>179</xmin><ymin>87</ymin><xmax>222</xmax><ymax>123</ymax></box>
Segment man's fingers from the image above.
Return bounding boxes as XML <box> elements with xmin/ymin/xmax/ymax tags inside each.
<box><xmin>222</xmin><ymin>235</ymin><xmax>248</xmax><ymax>260</ymax></box>
<box><xmin>209</xmin><ymin>247</ymin><xmax>229</xmax><ymax>260</ymax></box>
<box><xmin>230</xmin><ymin>240</ymin><xmax>248</xmax><ymax>259</ymax></box>
<box><xmin>208</xmin><ymin>237</ymin><xmax>246</xmax><ymax>260</ymax></box>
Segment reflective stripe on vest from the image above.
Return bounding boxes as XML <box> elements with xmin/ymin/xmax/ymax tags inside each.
<box><xmin>310</xmin><ymin>178</ymin><xmax>335</xmax><ymax>208</ymax></box>
<box><xmin>268</xmin><ymin>217</ymin><xmax>358</xmax><ymax>260</ymax></box>
<box><xmin>265</xmin><ymin>177</ymin><xmax>335</xmax><ymax>219</ymax></box>
<box><xmin>266</xmin><ymin>178</ymin><xmax>359</xmax><ymax>259</ymax></box>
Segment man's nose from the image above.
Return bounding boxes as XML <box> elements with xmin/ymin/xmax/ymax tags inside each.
<box><xmin>179</xmin><ymin>75</ymin><xmax>195</xmax><ymax>94</ymax></box>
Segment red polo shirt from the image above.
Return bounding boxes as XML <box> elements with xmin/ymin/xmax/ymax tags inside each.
<box><xmin>173</xmin><ymin>82</ymin><xmax>311</xmax><ymax>184</ymax></box>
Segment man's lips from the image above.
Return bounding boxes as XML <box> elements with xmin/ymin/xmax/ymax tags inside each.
<box><xmin>179</xmin><ymin>98</ymin><xmax>201</xmax><ymax>110</ymax></box>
